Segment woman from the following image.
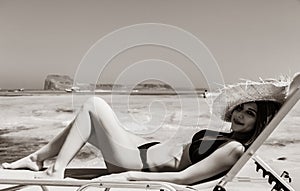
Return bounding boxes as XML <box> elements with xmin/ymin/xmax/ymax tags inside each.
<box><xmin>1</xmin><ymin>81</ymin><xmax>287</xmax><ymax>185</ymax></box>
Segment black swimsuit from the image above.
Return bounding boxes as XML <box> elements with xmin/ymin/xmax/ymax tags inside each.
<box><xmin>189</xmin><ymin>129</ymin><xmax>234</xmax><ymax>164</ymax></box>
<box><xmin>188</xmin><ymin>129</ymin><xmax>241</xmax><ymax>183</ymax></box>
<box><xmin>137</xmin><ymin>130</ymin><xmax>244</xmax><ymax>184</ymax></box>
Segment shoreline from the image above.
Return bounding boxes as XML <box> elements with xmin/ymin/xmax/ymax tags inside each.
<box><xmin>0</xmin><ymin>89</ymin><xmax>208</xmax><ymax>97</ymax></box>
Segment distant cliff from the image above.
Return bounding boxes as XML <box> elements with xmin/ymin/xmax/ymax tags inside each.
<box><xmin>44</xmin><ymin>74</ymin><xmax>73</xmax><ymax>90</ymax></box>
<box><xmin>43</xmin><ymin>74</ymin><xmax>203</xmax><ymax>93</ymax></box>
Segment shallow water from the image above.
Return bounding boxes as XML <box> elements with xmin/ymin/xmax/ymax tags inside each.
<box><xmin>0</xmin><ymin>136</ymin><xmax>47</xmax><ymax>163</ymax></box>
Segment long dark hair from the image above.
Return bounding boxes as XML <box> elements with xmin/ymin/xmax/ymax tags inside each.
<box><xmin>234</xmin><ymin>101</ymin><xmax>282</xmax><ymax>147</ymax></box>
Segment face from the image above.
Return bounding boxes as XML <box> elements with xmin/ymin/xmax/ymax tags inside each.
<box><xmin>230</xmin><ymin>102</ymin><xmax>258</xmax><ymax>133</ymax></box>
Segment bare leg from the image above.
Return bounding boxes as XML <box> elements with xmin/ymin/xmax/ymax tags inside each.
<box><xmin>2</xmin><ymin>120</ymin><xmax>75</xmax><ymax>171</ymax></box>
<box><xmin>35</xmin><ymin>97</ymin><xmax>147</xmax><ymax>179</ymax></box>
<box><xmin>34</xmin><ymin>120</ymin><xmax>75</xmax><ymax>161</ymax></box>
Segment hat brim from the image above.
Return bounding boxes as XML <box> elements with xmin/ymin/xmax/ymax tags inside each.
<box><xmin>213</xmin><ymin>82</ymin><xmax>288</xmax><ymax>122</ymax></box>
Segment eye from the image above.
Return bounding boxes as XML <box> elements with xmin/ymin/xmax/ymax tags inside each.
<box><xmin>247</xmin><ymin>111</ymin><xmax>256</xmax><ymax>117</ymax></box>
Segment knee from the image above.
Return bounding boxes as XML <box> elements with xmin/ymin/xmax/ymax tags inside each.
<box><xmin>82</xmin><ymin>96</ymin><xmax>109</xmax><ymax>112</ymax></box>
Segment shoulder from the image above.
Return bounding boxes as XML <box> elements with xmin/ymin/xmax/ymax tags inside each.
<box><xmin>221</xmin><ymin>141</ymin><xmax>245</xmax><ymax>162</ymax></box>
<box><xmin>224</xmin><ymin>141</ymin><xmax>245</xmax><ymax>152</ymax></box>
<box><xmin>206</xmin><ymin>141</ymin><xmax>245</xmax><ymax>167</ymax></box>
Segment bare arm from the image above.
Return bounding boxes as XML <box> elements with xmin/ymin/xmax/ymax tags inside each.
<box><xmin>126</xmin><ymin>141</ymin><xmax>245</xmax><ymax>185</ymax></box>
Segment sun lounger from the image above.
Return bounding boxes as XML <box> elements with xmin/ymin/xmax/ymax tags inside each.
<box><xmin>1</xmin><ymin>74</ymin><xmax>299</xmax><ymax>191</ymax></box>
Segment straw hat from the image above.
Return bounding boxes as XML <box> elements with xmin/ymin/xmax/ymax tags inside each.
<box><xmin>212</xmin><ymin>79</ymin><xmax>289</xmax><ymax>122</ymax></box>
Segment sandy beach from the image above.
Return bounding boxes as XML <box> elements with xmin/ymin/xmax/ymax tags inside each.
<box><xmin>0</xmin><ymin>93</ymin><xmax>299</xmax><ymax>190</ymax></box>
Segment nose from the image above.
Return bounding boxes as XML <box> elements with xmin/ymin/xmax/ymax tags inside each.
<box><xmin>237</xmin><ymin>112</ymin><xmax>244</xmax><ymax>119</ymax></box>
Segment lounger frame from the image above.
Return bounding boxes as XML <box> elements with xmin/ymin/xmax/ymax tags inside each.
<box><xmin>0</xmin><ymin>179</ymin><xmax>193</xmax><ymax>191</ymax></box>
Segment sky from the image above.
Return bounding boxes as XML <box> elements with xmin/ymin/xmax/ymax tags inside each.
<box><xmin>1</xmin><ymin>0</ymin><xmax>300</xmax><ymax>90</ymax></box>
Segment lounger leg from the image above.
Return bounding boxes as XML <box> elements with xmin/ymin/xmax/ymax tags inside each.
<box><xmin>213</xmin><ymin>182</ymin><xmax>226</xmax><ymax>191</ymax></box>
<box><xmin>40</xmin><ymin>185</ymin><xmax>49</xmax><ymax>191</ymax></box>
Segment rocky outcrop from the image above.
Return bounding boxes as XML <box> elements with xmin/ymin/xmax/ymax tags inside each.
<box><xmin>44</xmin><ymin>74</ymin><xmax>73</xmax><ymax>90</ymax></box>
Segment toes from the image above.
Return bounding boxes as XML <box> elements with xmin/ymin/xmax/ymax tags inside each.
<box><xmin>2</xmin><ymin>162</ymin><xmax>11</xmax><ymax>169</ymax></box>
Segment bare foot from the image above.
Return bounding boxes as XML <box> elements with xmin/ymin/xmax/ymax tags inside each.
<box><xmin>2</xmin><ymin>155</ymin><xmax>43</xmax><ymax>171</ymax></box>
<box><xmin>34</xmin><ymin>164</ymin><xmax>64</xmax><ymax>179</ymax></box>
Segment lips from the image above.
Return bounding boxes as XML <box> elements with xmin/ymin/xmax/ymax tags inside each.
<box><xmin>233</xmin><ymin>118</ymin><xmax>244</xmax><ymax>125</ymax></box>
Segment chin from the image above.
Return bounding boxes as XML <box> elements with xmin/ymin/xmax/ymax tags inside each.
<box><xmin>231</xmin><ymin>126</ymin><xmax>245</xmax><ymax>133</ymax></box>
<box><xmin>231</xmin><ymin>124</ymin><xmax>240</xmax><ymax>131</ymax></box>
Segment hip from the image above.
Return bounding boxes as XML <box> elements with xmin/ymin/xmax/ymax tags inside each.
<box><xmin>145</xmin><ymin>142</ymin><xmax>192</xmax><ymax>172</ymax></box>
